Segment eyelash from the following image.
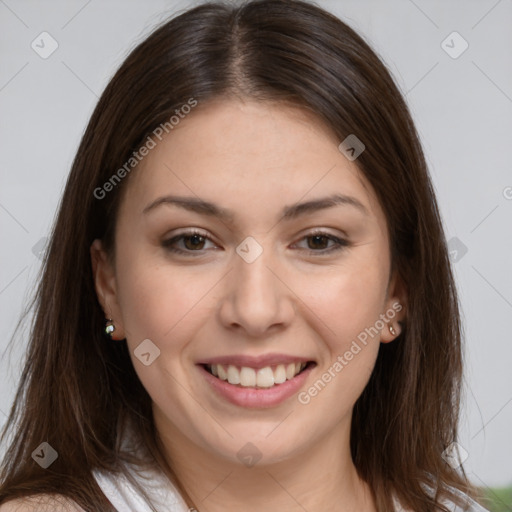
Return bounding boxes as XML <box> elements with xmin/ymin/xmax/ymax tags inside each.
<box><xmin>161</xmin><ymin>229</ymin><xmax>349</xmax><ymax>256</ymax></box>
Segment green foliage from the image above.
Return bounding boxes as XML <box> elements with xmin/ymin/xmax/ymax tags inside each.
<box><xmin>478</xmin><ymin>485</ymin><xmax>512</xmax><ymax>512</ymax></box>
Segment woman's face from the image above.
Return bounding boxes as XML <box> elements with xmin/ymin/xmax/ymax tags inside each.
<box><xmin>92</xmin><ymin>98</ymin><xmax>404</xmax><ymax>466</ymax></box>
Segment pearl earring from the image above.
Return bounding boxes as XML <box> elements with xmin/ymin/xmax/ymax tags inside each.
<box><xmin>389</xmin><ymin>324</ymin><xmax>397</xmax><ymax>336</ymax></box>
<box><xmin>105</xmin><ymin>319</ymin><xmax>115</xmax><ymax>337</ymax></box>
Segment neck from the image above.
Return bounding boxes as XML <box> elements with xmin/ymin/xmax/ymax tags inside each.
<box><xmin>155</xmin><ymin>412</ymin><xmax>377</xmax><ymax>512</ymax></box>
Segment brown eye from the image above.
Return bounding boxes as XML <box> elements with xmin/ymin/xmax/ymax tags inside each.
<box><xmin>307</xmin><ymin>234</ymin><xmax>331</xmax><ymax>250</ymax></box>
<box><xmin>294</xmin><ymin>231</ymin><xmax>349</xmax><ymax>255</ymax></box>
<box><xmin>182</xmin><ymin>234</ymin><xmax>206</xmax><ymax>250</ymax></box>
<box><xmin>162</xmin><ymin>230</ymin><xmax>216</xmax><ymax>255</ymax></box>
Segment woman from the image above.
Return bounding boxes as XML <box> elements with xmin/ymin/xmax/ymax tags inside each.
<box><xmin>0</xmin><ymin>0</ymin><xmax>489</xmax><ymax>511</ymax></box>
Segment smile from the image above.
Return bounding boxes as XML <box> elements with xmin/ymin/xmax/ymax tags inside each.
<box><xmin>204</xmin><ymin>362</ymin><xmax>310</xmax><ymax>388</ymax></box>
<box><xmin>197</xmin><ymin>355</ymin><xmax>316</xmax><ymax>408</ymax></box>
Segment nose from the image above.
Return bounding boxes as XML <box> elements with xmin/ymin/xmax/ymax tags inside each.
<box><xmin>218</xmin><ymin>243</ymin><xmax>295</xmax><ymax>338</ymax></box>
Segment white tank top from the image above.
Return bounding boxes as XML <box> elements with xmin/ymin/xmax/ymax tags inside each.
<box><xmin>92</xmin><ymin>466</ymin><xmax>489</xmax><ymax>512</ymax></box>
<box><xmin>91</xmin><ymin>424</ymin><xmax>190</xmax><ymax>512</ymax></box>
<box><xmin>92</xmin><ymin>465</ymin><xmax>190</xmax><ymax>512</ymax></box>
<box><xmin>90</xmin><ymin>427</ymin><xmax>489</xmax><ymax>512</ymax></box>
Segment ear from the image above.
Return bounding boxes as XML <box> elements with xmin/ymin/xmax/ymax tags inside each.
<box><xmin>90</xmin><ymin>239</ymin><xmax>126</xmax><ymax>340</ymax></box>
<box><xmin>380</xmin><ymin>270</ymin><xmax>407</xmax><ymax>344</ymax></box>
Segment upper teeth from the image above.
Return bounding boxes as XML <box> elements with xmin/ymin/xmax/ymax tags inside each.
<box><xmin>208</xmin><ymin>362</ymin><xmax>307</xmax><ymax>388</ymax></box>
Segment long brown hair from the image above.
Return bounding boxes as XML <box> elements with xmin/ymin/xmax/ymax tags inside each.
<box><xmin>0</xmin><ymin>0</ymin><xmax>479</xmax><ymax>510</ymax></box>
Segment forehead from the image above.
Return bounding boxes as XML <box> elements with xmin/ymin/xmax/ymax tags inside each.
<box><xmin>119</xmin><ymin>98</ymin><xmax>385</xmax><ymax>227</ymax></box>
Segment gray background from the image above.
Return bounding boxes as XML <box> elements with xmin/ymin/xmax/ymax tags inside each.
<box><xmin>1</xmin><ymin>0</ymin><xmax>511</xmax><ymax>490</ymax></box>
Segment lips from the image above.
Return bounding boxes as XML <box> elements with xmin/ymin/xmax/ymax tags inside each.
<box><xmin>196</xmin><ymin>353</ymin><xmax>316</xmax><ymax>407</ymax></box>
<box><xmin>198</xmin><ymin>353</ymin><xmax>312</xmax><ymax>369</ymax></box>
<box><xmin>198</xmin><ymin>359</ymin><xmax>316</xmax><ymax>408</ymax></box>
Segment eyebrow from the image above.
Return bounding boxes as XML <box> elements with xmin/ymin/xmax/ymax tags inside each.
<box><xmin>142</xmin><ymin>193</ymin><xmax>369</xmax><ymax>220</ymax></box>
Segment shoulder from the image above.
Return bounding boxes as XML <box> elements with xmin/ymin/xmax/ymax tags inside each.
<box><xmin>0</xmin><ymin>496</ymin><xmax>85</xmax><ymax>512</ymax></box>
<box><xmin>394</xmin><ymin>486</ymin><xmax>490</xmax><ymax>512</ymax></box>
<box><xmin>441</xmin><ymin>488</ymin><xmax>490</xmax><ymax>512</ymax></box>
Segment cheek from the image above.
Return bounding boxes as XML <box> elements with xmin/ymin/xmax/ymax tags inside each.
<box><xmin>295</xmin><ymin>269</ymin><xmax>385</xmax><ymax>415</ymax></box>
<box><xmin>115</xmin><ymin>253</ymin><xmax>211</xmax><ymax>351</ymax></box>
<box><xmin>113</xmin><ymin>256</ymin><xmax>211</xmax><ymax>413</ymax></box>
<box><xmin>305</xmin><ymin>260</ymin><xmax>388</xmax><ymax>349</ymax></box>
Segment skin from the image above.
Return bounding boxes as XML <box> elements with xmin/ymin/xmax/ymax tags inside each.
<box><xmin>91</xmin><ymin>98</ymin><xmax>406</xmax><ymax>512</ymax></box>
